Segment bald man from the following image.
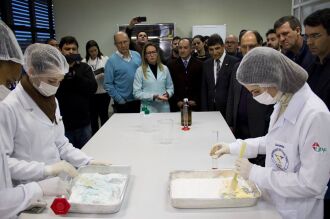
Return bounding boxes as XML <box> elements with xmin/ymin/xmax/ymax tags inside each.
<box><xmin>225</xmin><ymin>34</ymin><xmax>239</xmax><ymax>56</ymax></box>
<box><xmin>226</xmin><ymin>31</ymin><xmax>273</xmax><ymax>167</ymax></box>
<box><xmin>104</xmin><ymin>32</ymin><xmax>142</xmax><ymax>113</ymax></box>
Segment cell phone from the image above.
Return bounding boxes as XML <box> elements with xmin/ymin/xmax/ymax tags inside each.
<box><xmin>137</xmin><ymin>16</ymin><xmax>147</xmax><ymax>22</ymax></box>
<box><xmin>93</xmin><ymin>67</ymin><xmax>104</xmax><ymax>75</ymax></box>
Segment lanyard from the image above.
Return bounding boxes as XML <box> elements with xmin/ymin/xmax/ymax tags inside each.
<box><xmin>90</xmin><ymin>57</ymin><xmax>99</xmax><ymax>71</ymax></box>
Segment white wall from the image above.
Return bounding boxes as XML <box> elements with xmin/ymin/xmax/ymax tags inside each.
<box><xmin>54</xmin><ymin>0</ymin><xmax>291</xmax><ymax>57</ymax></box>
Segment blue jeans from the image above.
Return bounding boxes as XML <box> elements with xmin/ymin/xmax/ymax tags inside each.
<box><xmin>65</xmin><ymin>124</ymin><xmax>92</xmax><ymax>149</ymax></box>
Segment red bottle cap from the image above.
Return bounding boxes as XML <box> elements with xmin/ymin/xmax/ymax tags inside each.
<box><xmin>51</xmin><ymin>197</ymin><xmax>71</xmax><ymax>215</ymax></box>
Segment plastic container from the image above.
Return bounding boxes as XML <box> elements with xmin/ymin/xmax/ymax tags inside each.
<box><xmin>169</xmin><ymin>169</ymin><xmax>261</xmax><ymax>209</ymax></box>
<box><xmin>67</xmin><ymin>165</ymin><xmax>130</xmax><ymax>214</ymax></box>
<box><xmin>140</xmin><ymin>105</ymin><xmax>152</xmax><ymax>132</ymax></box>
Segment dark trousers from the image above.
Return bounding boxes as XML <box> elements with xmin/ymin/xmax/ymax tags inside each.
<box><xmin>113</xmin><ymin>100</ymin><xmax>140</xmax><ymax>113</ymax></box>
<box><xmin>65</xmin><ymin>124</ymin><xmax>92</xmax><ymax>149</ymax></box>
<box><xmin>91</xmin><ymin>93</ymin><xmax>110</xmax><ymax>135</ymax></box>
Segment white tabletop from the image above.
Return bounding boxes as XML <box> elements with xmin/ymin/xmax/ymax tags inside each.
<box><xmin>20</xmin><ymin>112</ymin><xmax>281</xmax><ymax>219</ymax></box>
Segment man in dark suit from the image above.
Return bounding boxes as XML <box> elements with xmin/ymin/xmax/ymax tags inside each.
<box><xmin>304</xmin><ymin>9</ymin><xmax>330</xmax><ymax>110</ymax></box>
<box><xmin>226</xmin><ymin>31</ymin><xmax>273</xmax><ymax>166</ymax></box>
<box><xmin>168</xmin><ymin>38</ymin><xmax>203</xmax><ymax>112</ymax></box>
<box><xmin>304</xmin><ymin>9</ymin><xmax>330</xmax><ymax>219</ymax></box>
<box><xmin>201</xmin><ymin>34</ymin><xmax>239</xmax><ymax>117</ymax></box>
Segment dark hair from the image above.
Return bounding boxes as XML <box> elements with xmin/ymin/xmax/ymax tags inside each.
<box><xmin>85</xmin><ymin>40</ymin><xmax>104</xmax><ymax>61</ymax></box>
<box><xmin>178</xmin><ymin>38</ymin><xmax>192</xmax><ymax>47</ymax></box>
<box><xmin>45</xmin><ymin>38</ymin><xmax>56</xmax><ymax>44</ymax></box>
<box><xmin>207</xmin><ymin>34</ymin><xmax>224</xmax><ymax>47</ymax></box>
<box><xmin>173</xmin><ymin>36</ymin><xmax>181</xmax><ymax>41</ymax></box>
<box><xmin>274</xmin><ymin>16</ymin><xmax>302</xmax><ymax>31</ymax></box>
<box><xmin>241</xmin><ymin>30</ymin><xmax>263</xmax><ymax>45</ymax></box>
<box><xmin>59</xmin><ymin>36</ymin><xmax>79</xmax><ymax>49</ymax></box>
<box><xmin>238</xmin><ymin>29</ymin><xmax>247</xmax><ymax>43</ymax></box>
<box><xmin>304</xmin><ymin>8</ymin><xmax>330</xmax><ymax>35</ymax></box>
<box><xmin>192</xmin><ymin>35</ymin><xmax>205</xmax><ymax>42</ymax></box>
<box><xmin>266</xmin><ymin>29</ymin><xmax>276</xmax><ymax>37</ymax></box>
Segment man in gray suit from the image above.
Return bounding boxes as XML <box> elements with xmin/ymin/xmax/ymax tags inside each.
<box><xmin>226</xmin><ymin>31</ymin><xmax>273</xmax><ymax>166</ymax></box>
<box><xmin>201</xmin><ymin>34</ymin><xmax>239</xmax><ymax>118</ymax></box>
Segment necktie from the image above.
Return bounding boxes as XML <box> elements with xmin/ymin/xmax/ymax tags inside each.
<box><xmin>183</xmin><ymin>60</ymin><xmax>188</xmax><ymax>73</ymax></box>
<box><xmin>215</xmin><ymin>59</ymin><xmax>221</xmax><ymax>84</ymax></box>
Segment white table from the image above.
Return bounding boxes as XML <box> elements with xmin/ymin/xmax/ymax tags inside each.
<box><xmin>20</xmin><ymin>112</ymin><xmax>281</xmax><ymax>219</ymax></box>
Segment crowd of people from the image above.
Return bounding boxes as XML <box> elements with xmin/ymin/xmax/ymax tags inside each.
<box><xmin>0</xmin><ymin>8</ymin><xmax>329</xmax><ymax>219</ymax></box>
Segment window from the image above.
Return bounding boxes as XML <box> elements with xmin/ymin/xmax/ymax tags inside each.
<box><xmin>292</xmin><ymin>0</ymin><xmax>330</xmax><ymax>32</ymax></box>
<box><xmin>1</xmin><ymin>0</ymin><xmax>55</xmax><ymax>51</ymax></box>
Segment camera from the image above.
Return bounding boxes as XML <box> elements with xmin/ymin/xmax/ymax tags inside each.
<box><xmin>136</xmin><ymin>16</ymin><xmax>147</xmax><ymax>22</ymax></box>
<box><xmin>93</xmin><ymin>67</ymin><xmax>104</xmax><ymax>75</ymax></box>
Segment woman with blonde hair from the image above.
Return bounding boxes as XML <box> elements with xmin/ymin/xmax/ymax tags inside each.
<box><xmin>133</xmin><ymin>42</ymin><xmax>173</xmax><ymax>112</ymax></box>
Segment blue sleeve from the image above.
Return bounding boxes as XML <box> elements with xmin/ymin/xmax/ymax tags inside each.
<box><xmin>104</xmin><ymin>58</ymin><xmax>125</xmax><ymax>104</ymax></box>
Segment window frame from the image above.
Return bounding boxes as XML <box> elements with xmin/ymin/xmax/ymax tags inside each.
<box><xmin>0</xmin><ymin>0</ymin><xmax>55</xmax><ymax>50</ymax></box>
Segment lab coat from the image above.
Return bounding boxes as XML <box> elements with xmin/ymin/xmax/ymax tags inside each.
<box><xmin>1</xmin><ymin>83</ymin><xmax>92</xmax><ymax>184</ymax></box>
<box><xmin>0</xmin><ymin>102</ymin><xmax>43</xmax><ymax>219</ymax></box>
<box><xmin>229</xmin><ymin>84</ymin><xmax>330</xmax><ymax>219</ymax></box>
<box><xmin>133</xmin><ymin>65</ymin><xmax>174</xmax><ymax>113</ymax></box>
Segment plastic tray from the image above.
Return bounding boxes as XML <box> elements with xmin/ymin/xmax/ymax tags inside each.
<box><xmin>68</xmin><ymin>165</ymin><xmax>130</xmax><ymax>214</ymax></box>
<box><xmin>169</xmin><ymin>169</ymin><xmax>261</xmax><ymax>208</ymax></box>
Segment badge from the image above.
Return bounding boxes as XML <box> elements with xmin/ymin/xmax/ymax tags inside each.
<box><xmin>271</xmin><ymin>148</ymin><xmax>289</xmax><ymax>171</ymax></box>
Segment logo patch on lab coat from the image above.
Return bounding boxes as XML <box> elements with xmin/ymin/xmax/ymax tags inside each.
<box><xmin>312</xmin><ymin>142</ymin><xmax>327</xmax><ymax>153</ymax></box>
<box><xmin>271</xmin><ymin>148</ymin><xmax>289</xmax><ymax>170</ymax></box>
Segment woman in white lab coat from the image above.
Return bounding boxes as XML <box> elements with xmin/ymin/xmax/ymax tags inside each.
<box><xmin>1</xmin><ymin>43</ymin><xmax>105</xmax><ymax>186</ymax></box>
<box><xmin>133</xmin><ymin>42</ymin><xmax>174</xmax><ymax>113</ymax></box>
<box><xmin>210</xmin><ymin>47</ymin><xmax>330</xmax><ymax>219</ymax></box>
<box><xmin>0</xmin><ymin>21</ymin><xmax>69</xmax><ymax>219</ymax></box>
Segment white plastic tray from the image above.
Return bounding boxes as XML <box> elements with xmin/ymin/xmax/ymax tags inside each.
<box><xmin>68</xmin><ymin>165</ymin><xmax>130</xmax><ymax>214</ymax></box>
<box><xmin>169</xmin><ymin>169</ymin><xmax>261</xmax><ymax>208</ymax></box>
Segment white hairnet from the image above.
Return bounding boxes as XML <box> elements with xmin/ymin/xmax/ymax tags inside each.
<box><xmin>23</xmin><ymin>43</ymin><xmax>69</xmax><ymax>76</ymax></box>
<box><xmin>236</xmin><ymin>47</ymin><xmax>308</xmax><ymax>93</ymax></box>
<box><xmin>0</xmin><ymin>20</ymin><xmax>24</xmax><ymax>64</ymax></box>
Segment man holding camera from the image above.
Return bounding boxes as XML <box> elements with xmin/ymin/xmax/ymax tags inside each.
<box><xmin>125</xmin><ymin>17</ymin><xmax>148</xmax><ymax>55</ymax></box>
<box><xmin>56</xmin><ymin>36</ymin><xmax>97</xmax><ymax>149</ymax></box>
<box><xmin>125</xmin><ymin>17</ymin><xmax>167</xmax><ymax>63</ymax></box>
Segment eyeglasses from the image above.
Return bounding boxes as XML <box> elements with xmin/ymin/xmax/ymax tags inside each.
<box><xmin>145</xmin><ymin>51</ymin><xmax>157</xmax><ymax>56</ymax></box>
<box><xmin>305</xmin><ymin>33</ymin><xmax>322</xmax><ymax>41</ymax></box>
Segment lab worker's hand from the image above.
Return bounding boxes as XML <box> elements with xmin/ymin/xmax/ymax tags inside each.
<box><xmin>44</xmin><ymin>161</ymin><xmax>78</xmax><ymax>178</ymax></box>
<box><xmin>235</xmin><ymin>158</ymin><xmax>253</xmax><ymax>180</ymax></box>
<box><xmin>38</xmin><ymin>177</ymin><xmax>70</xmax><ymax>197</ymax></box>
<box><xmin>210</xmin><ymin>143</ymin><xmax>230</xmax><ymax>158</ymax></box>
<box><xmin>89</xmin><ymin>160</ymin><xmax>112</xmax><ymax>166</ymax></box>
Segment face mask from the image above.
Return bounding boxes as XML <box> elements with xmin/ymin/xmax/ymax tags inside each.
<box><xmin>0</xmin><ymin>85</ymin><xmax>11</xmax><ymax>101</ymax></box>
<box><xmin>35</xmin><ymin>81</ymin><xmax>59</xmax><ymax>97</ymax></box>
<box><xmin>253</xmin><ymin>91</ymin><xmax>282</xmax><ymax>105</ymax></box>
